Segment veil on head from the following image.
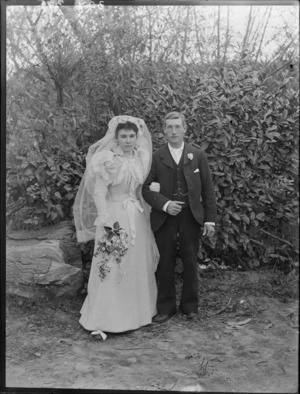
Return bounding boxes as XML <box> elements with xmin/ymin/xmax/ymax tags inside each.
<box><xmin>73</xmin><ymin>115</ymin><xmax>153</xmax><ymax>243</ymax></box>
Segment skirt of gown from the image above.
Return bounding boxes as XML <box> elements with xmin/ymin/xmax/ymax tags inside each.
<box><xmin>79</xmin><ymin>199</ymin><xmax>158</xmax><ymax>333</ymax></box>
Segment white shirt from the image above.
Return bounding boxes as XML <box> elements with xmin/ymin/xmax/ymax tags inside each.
<box><xmin>162</xmin><ymin>143</ymin><xmax>215</xmax><ymax>226</ymax></box>
<box><xmin>168</xmin><ymin>142</ymin><xmax>184</xmax><ymax>165</ymax></box>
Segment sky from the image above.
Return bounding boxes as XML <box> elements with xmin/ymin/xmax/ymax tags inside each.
<box><xmin>5</xmin><ymin>3</ymin><xmax>299</xmax><ymax>74</ymax></box>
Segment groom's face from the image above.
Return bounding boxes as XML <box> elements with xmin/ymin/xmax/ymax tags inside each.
<box><xmin>164</xmin><ymin>118</ymin><xmax>186</xmax><ymax>148</ymax></box>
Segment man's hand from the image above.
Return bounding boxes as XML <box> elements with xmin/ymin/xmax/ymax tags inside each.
<box><xmin>166</xmin><ymin>201</ymin><xmax>185</xmax><ymax>216</ymax></box>
<box><xmin>149</xmin><ymin>182</ymin><xmax>160</xmax><ymax>192</ymax></box>
<box><xmin>202</xmin><ymin>223</ymin><xmax>215</xmax><ymax>238</ymax></box>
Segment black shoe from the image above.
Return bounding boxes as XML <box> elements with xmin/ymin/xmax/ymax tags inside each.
<box><xmin>153</xmin><ymin>313</ymin><xmax>175</xmax><ymax>324</ymax></box>
<box><xmin>186</xmin><ymin>312</ymin><xmax>198</xmax><ymax>321</ymax></box>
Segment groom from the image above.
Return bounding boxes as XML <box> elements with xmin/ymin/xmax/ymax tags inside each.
<box><xmin>142</xmin><ymin>112</ymin><xmax>217</xmax><ymax>323</ymax></box>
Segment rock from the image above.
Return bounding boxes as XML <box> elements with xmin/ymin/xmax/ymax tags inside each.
<box><xmin>7</xmin><ymin>220</ymin><xmax>74</xmax><ymax>240</ymax></box>
<box><xmin>6</xmin><ymin>221</ymin><xmax>83</xmax><ymax>299</ymax></box>
<box><xmin>7</xmin><ymin>221</ymin><xmax>82</xmax><ymax>269</ymax></box>
<box><xmin>127</xmin><ymin>357</ymin><xmax>137</xmax><ymax>364</ymax></box>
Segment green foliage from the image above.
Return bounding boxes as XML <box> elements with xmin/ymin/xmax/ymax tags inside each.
<box><xmin>184</xmin><ymin>63</ymin><xmax>299</xmax><ymax>270</ymax></box>
<box><xmin>7</xmin><ymin>144</ymin><xmax>85</xmax><ymax>230</ymax></box>
<box><xmin>6</xmin><ymin>77</ymin><xmax>87</xmax><ymax>229</ymax></box>
<box><xmin>96</xmin><ymin>60</ymin><xmax>299</xmax><ymax>269</ymax></box>
<box><xmin>6</xmin><ymin>54</ymin><xmax>299</xmax><ymax>270</ymax></box>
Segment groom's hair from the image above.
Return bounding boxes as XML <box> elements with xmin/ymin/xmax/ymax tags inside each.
<box><xmin>164</xmin><ymin>112</ymin><xmax>187</xmax><ymax>129</ymax></box>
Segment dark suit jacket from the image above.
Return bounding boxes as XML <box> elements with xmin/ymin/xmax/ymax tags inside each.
<box><xmin>142</xmin><ymin>142</ymin><xmax>217</xmax><ymax>232</ymax></box>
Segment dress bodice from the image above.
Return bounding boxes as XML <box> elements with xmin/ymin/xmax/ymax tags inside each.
<box><xmin>90</xmin><ymin>148</ymin><xmax>149</xmax><ymax>246</ymax></box>
<box><xmin>90</xmin><ymin>147</ymin><xmax>149</xmax><ymax>196</ymax></box>
<box><xmin>108</xmin><ymin>182</ymin><xmax>138</xmax><ymax>202</ymax></box>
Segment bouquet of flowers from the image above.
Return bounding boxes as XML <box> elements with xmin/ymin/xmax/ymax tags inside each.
<box><xmin>94</xmin><ymin>221</ymin><xmax>129</xmax><ymax>281</ymax></box>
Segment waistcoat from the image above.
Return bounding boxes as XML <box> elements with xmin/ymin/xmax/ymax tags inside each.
<box><xmin>170</xmin><ymin>151</ymin><xmax>189</xmax><ymax>204</ymax></box>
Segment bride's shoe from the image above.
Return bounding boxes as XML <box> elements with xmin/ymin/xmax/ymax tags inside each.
<box><xmin>91</xmin><ymin>330</ymin><xmax>107</xmax><ymax>341</ymax></box>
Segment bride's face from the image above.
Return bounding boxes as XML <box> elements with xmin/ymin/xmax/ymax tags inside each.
<box><xmin>116</xmin><ymin>128</ymin><xmax>137</xmax><ymax>154</ymax></box>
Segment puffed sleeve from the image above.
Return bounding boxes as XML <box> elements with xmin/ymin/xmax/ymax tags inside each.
<box><xmin>89</xmin><ymin>150</ymin><xmax>117</xmax><ymax>186</ymax></box>
<box><xmin>89</xmin><ymin>150</ymin><xmax>116</xmax><ymax>228</ymax></box>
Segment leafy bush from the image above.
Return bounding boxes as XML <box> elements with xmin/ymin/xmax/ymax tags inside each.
<box><xmin>187</xmin><ymin>64</ymin><xmax>299</xmax><ymax>270</ymax></box>
<box><xmin>6</xmin><ymin>58</ymin><xmax>299</xmax><ymax>270</ymax></box>
<box><xmin>115</xmin><ymin>61</ymin><xmax>299</xmax><ymax>270</ymax></box>
<box><xmin>7</xmin><ymin>144</ymin><xmax>85</xmax><ymax>230</ymax></box>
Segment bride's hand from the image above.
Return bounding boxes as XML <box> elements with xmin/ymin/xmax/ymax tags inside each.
<box><xmin>149</xmin><ymin>182</ymin><xmax>160</xmax><ymax>193</ymax></box>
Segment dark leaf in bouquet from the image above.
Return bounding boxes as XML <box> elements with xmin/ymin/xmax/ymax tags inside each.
<box><xmin>107</xmin><ymin>232</ymin><xmax>115</xmax><ymax>242</ymax></box>
<box><xmin>113</xmin><ymin>221</ymin><xmax>120</xmax><ymax>230</ymax></box>
<box><xmin>104</xmin><ymin>226</ymin><xmax>112</xmax><ymax>234</ymax></box>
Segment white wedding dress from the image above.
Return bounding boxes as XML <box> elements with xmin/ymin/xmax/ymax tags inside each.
<box><xmin>79</xmin><ymin>148</ymin><xmax>158</xmax><ymax>333</ymax></box>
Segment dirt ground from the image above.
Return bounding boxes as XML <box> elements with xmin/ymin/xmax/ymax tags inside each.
<box><xmin>5</xmin><ymin>269</ymin><xmax>299</xmax><ymax>392</ymax></box>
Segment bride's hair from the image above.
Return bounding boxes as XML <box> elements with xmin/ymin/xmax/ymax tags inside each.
<box><xmin>115</xmin><ymin>121</ymin><xmax>138</xmax><ymax>137</ymax></box>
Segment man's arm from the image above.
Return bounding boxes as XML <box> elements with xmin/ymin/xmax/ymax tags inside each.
<box><xmin>198</xmin><ymin>150</ymin><xmax>217</xmax><ymax>223</ymax></box>
<box><xmin>143</xmin><ymin>154</ymin><xmax>190</xmax><ymax>216</ymax></box>
<box><xmin>142</xmin><ymin>156</ymin><xmax>170</xmax><ymax>211</ymax></box>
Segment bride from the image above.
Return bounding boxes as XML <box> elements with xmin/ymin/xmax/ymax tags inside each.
<box><xmin>73</xmin><ymin>115</ymin><xmax>159</xmax><ymax>338</ymax></box>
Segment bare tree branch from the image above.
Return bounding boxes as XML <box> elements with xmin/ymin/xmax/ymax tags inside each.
<box><xmin>255</xmin><ymin>7</ymin><xmax>272</xmax><ymax>64</ymax></box>
<box><xmin>217</xmin><ymin>6</ymin><xmax>221</xmax><ymax>64</ymax></box>
<box><xmin>262</xmin><ymin>57</ymin><xmax>297</xmax><ymax>82</ymax></box>
<box><xmin>222</xmin><ymin>6</ymin><xmax>230</xmax><ymax>66</ymax></box>
<box><xmin>241</xmin><ymin>6</ymin><xmax>253</xmax><ymax>56</ymax></box>
<box><xmin>193</xmin><ymin>8</ymin><xmax>204</xmax><ymax>64</ymax></box>
<box><xmin>181</xmin><ymin>7</ymin><xmax>190</xmax><ymax>64</ymax></box>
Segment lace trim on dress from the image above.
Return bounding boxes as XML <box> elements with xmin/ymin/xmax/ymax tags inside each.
<box><xmin>90</xmin><ymin>147</ymin><xmax>148</xmax><ymax>194</ymax></box>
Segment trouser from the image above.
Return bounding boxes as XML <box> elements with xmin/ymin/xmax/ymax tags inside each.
<box><xmin>154</xmin><ymin>207</ymin><xmax>201</xmax><ymax>315</ymax></box>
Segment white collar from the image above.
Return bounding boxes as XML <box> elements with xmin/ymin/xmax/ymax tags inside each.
<box><xmin>168</xmin><ymin>142</ymin><xmax>184</xmax><ymax>152</ymax></box>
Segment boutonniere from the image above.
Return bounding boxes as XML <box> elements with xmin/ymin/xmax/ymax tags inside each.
<box><xmin>187</xmin><ymin>153</ymin><xmax>194</xmax><ymax>161</ymax></box>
